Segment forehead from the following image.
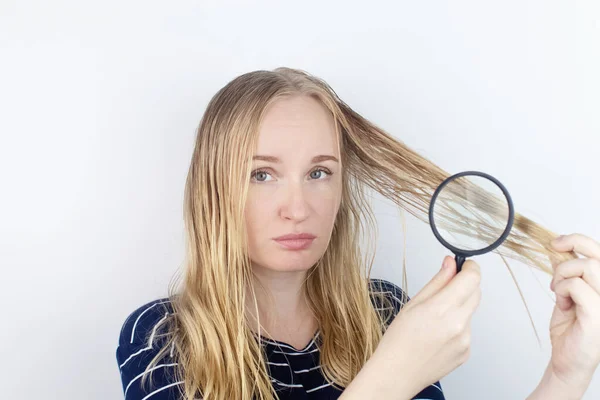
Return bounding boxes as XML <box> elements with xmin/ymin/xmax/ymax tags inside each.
<box><xmin>256</xmin><ymin>95</ymin><xmax>339</xmax><ymax>159</ymax></box>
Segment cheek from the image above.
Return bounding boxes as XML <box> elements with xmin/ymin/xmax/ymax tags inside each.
<box><xmin>311</xmin><ymin>194</ymin><xmax>341</xmax><ymax>225</ymax></box>
<box><xmin>313</xmin><ymin>184</ymin><xmax>341</xmax><ymax>213</ymax></box>
<box><xmin>244</xmin><ymin>206</ymin><xmax>260</xmax><ymax>258</ymax></box>
<box><xmin>244</xmin><ymin>201</ymin><xmax>262</xmax><ymax>231</ymax></box>
<box><xmin>244</xmin><ymin>201</ymin><xmax>257</xmax><ymax>236</ymax></box>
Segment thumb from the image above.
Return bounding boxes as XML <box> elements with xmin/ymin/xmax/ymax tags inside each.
<box><xmin>411</xmin><ymin>255</ymin><xmax>458</xmax><ymax>305</ymax></box>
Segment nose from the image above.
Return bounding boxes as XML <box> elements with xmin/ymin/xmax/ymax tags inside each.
<box><xmin>279</xmin><ymin>180</ymin><xmax>310</xmax><ymax>222</ymax></box>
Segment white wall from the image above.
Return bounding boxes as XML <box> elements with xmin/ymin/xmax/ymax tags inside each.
<box><xmin>1</xmin><ymin>1</ymin><xmax>599</xmax><ymax>398</ymax></box>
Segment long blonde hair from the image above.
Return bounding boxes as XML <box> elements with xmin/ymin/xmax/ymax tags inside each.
<box><xmin>140</xmin><ymin>67</ymin><xmax>575</xmax><ymax>399</ymax></box>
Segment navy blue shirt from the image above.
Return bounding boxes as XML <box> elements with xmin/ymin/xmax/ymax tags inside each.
<box><xmin>116</xmin><ymin>279</ymin><xmax>445</xmax><ymax>399</ymax></box>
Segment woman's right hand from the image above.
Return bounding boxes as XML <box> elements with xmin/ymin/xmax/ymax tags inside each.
<box><xmin>373</xmin><ymin>255</ymin><xmax>482</xmax><ymax>397</ymax></box>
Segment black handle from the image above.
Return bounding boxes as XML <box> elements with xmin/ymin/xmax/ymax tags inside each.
<box><xmin>455</xmin><ymin>254</ymin><xmax>466</xmax><ymax>273</ymax></box>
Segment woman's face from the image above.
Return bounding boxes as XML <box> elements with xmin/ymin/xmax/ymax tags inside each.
<box><xmin>244</xmin><ymin>95</ymin><xmax>342</xmax><ymax>274</ymax></box>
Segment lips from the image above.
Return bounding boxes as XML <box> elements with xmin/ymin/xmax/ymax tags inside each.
<box><xmin>273</xmin><ymin>233</ymin><xmax>316</xmax><ymax>241</ymax></box>
<box><xmin>273</xmin><ymin>233</ymin><xmax>316</xmax><ymax>250</ymax></box>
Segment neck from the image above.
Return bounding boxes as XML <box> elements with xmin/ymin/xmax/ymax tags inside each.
<box><xmin>245</xmin><ymin>264</ymin><xmax>317</xmax><ymax>339</ymax></box>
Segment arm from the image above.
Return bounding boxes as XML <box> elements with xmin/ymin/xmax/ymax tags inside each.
<box><xmin>339</xmin><ymin>347</ymin><xmax>421</xmax><ymax>400</ymax></box>
<box><xmin>344</xmin><ymin>278</ymin><xmax>449</xmax><ymax>400</ymax></box>
<box><xmin>343</xmin><ymin>280</ymin><xmax>421</xmax><ymax>399</ymax></box>
<box><xmin>527</xmin><ymin>234</ymin><xmax>600</xmax><ymax>400</ymax></box>
<box><xmin>526</xmin><ymin>362</ymin><xmax>591</xmax><ymax>400</ymax></box>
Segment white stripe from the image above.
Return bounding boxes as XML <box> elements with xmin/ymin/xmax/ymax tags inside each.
<box><xmin>303</xmin><ymin>337</ymin><xmax>317</xmax><ymax>350</ymax></box>
<box><xmin>306</xmin><ymin>382</ymin><xmax>333</xmax><ymax>393</ymax></box>
<box><xmin>267</xmin><ymin>362</ymin><xmax>321</xmax><ymax>373</ymax></box>
<box><xmin>271</xmin><ymin>379</ymin><xmax>303</xmax><ymax>388</ymax></box>
<box><xmin>273</xmin><ymin>347</ymin><xmax>319</xmax><ymax>356</ymax></box>
<box><xmin>120</xmin><ymin>346</ymin><xmax>152</xmax><ymax>369</ymax></box>
<box><xmin>140</xmin><ymin>380</ymin><xmax>184</xmax><ymax>400</ymax></box>
<box><xmin>120</xmin><ymin>312</ymin><xmax>169</xmax><ymax>369</ymax></box>
<box><xmin>411</xmin><ymin>382</ymin><xmax>443</xmax><ymax>398</ymax></box>
<box><xmin>294</xmin><ymin>365</ymin><xmax>321</xmax><ymax>373</ymax></box>
<box><xmin>124</xmin><ymin>363</ymin><xmax>178</xmax><ymax>397</ymax></box>
<box><xmin>148</xmin><ymin>312</ymin><xmax>169</xmax><ymax>344</ymax></box>
<box><xmin>130</xmin><ymin>301</ymin><xmax>170</xmax><ymax>344</ymax></box>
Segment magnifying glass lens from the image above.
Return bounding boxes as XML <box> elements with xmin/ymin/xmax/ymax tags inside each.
<box><xmin>431</xmin><ymin>175</ymin><xmax>510</xmax><ymax>252</ymax></box>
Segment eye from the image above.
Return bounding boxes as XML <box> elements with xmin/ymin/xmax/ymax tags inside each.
<box><xmin>250</xmin><ymin>168</ymin><xmax>333</xmax><ymax>183</ymax></box>
<box><xmin>309</xmin><ymin>168</ymin><xmax>332</xmax><ymax>180</ymax></box>
<box><xmin>251</xmin><ymin>169</ymin><xmax>273</xmax><ymax>183</ymax></box>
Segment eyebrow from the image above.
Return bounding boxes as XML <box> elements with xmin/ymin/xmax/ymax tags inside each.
<box><xmin>252</xmin><ymin>155</ymin><xmax>339</xmax><ymax>163</ymax></box>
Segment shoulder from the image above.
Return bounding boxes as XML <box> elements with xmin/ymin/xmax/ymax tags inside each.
<box><xmin>117</xmin><ymin>297</ymin><xmax>174</xmax><ymax>349</ymax></box>
<box><xmin>115</xmin><ymin>298</ymin><xmax>179</xmax><ymax>397</ymax></box>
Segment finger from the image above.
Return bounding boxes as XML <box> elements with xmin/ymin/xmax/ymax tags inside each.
<box><xmin>551</xmin><ymin>258</ymin><xmax>600</xmax><ymax>296</ymax></box>
<box><xmin>556</xmin><ymin>292</ymin><xmax>574</xmax><ymax>312</ymax></box>
<box><xmin>551</xmin><ymin>233</ymin><xmax>600</xmax><ymax>260</ymax></box>
<box><xmin>411</xmin><ymin>255</ymin><xmax>457</xmax><ymax>305</ymax></box>
<box><xmin>435</xmin><ymin>260</ymin><xmax>481</xmax><ymax>308</ymax></box>
<box><xmin>553</xmin><ymin>277</ymin><xmax>600</xmax><ymax>319</ymax></box>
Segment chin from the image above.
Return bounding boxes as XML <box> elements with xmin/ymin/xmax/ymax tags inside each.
<box><xmin>254</xmin><ymin>252</ymin><xmax>320</xmax><ymax>273</ymax></box>
<box><xmin>268</xmin><ymin>259</ymin><xmax>316</xmax><ymax>273</ymax></box>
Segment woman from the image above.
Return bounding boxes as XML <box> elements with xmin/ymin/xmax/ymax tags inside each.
<box><xmin>116</xmin><ymin>67</ymin><xmax>600</xmax><ymax>399</ymax></box>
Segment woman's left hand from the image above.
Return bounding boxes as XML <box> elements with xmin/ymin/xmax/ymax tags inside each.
<box><xmin>548</xmin><ymin>233</ymin><xmax>600</xmax><ymax>395</ymax></box>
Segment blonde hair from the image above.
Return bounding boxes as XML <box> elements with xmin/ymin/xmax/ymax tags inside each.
<box><xmin>139</xmin><ymin>67</ymin><xmax>575</xmax><ymax>399</ymax></box>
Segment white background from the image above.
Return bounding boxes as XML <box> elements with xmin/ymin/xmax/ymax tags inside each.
<box><xmin>1</xmin><ymin>1</ymin><xmax>599</xmax><ymax>399</ymax></box>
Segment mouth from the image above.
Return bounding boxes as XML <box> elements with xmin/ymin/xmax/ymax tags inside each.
<box><xmin>273</xmin><ymin>238</ymin><xmax>315</xmax><ymax>250</ymax></box>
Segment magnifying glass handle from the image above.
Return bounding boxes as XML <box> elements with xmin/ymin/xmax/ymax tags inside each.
<box><xmin>455</xmin><ymin>254</ymin><xmax>466</xmax><ymax>273</ymax></box>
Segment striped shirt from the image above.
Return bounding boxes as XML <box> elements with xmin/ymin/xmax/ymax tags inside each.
<box><xmin>116</xmin><ymin>279</ymin><xmax>445</xmax><ymax>399</ymax></box>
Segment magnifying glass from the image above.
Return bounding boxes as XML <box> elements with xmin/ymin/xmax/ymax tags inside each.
<box><xmin>428</xmin><ymin>171</ymin><xmax>515</xmax><ymax>273</ymax></box>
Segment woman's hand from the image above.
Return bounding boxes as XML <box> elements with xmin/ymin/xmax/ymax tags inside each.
<box><xmin>545</xmin><ymin>233</ymin><xmax>600</xmax><ymax>397</ymax></box>
<box><xmin>348</xmin><ymin>256</ymin><xmax>481</xmax><ymax>399</ymax></box>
